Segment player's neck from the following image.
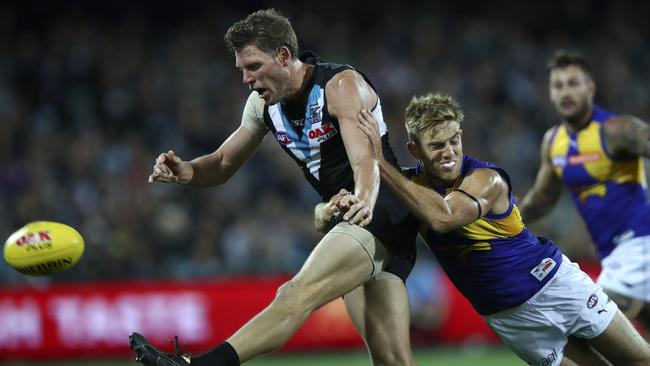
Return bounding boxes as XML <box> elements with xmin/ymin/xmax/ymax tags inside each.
<box><xmin>563</xmin><ymin>109</ymin><xmax>593</xmax><ymax>133</ymax></box>
<box><xmin>284</xmin><ymin>62</ymin><xmax>314</xmax><ymax>103</ymax></box>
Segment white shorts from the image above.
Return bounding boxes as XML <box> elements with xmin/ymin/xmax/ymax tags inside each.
<box><xmin>484</xmin><ymin>256</ymin><xmax>617</xmax><ymax>366</ymax></box>
<box><xmin>597</xmin><ymin>235</ymin><xmax>650</xmax><ymax>302</ymax></box>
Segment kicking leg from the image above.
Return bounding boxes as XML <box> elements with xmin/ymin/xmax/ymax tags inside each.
<box><xmin>227</xmin><ymin>225</ymin><xmax>376</xmax><ymax>362</ymax></box>
<box><xmin>130</xmin><ymin>223</ymin><xmax>384</xmax><ymax>366</ymax></box>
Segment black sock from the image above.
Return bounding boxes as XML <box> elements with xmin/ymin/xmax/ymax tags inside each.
<box><xmin>191</xmin><ymin>342</ymin><xmax>240</xmax><ymax>366</ymax></box>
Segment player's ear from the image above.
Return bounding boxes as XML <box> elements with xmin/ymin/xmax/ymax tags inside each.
<box><xmin>277</xmin><ymin>47</ymin><xmax>291</xmax><ymax>66</ymax></box>
<box><xmin>587</xmin><ymin>78</ymin><xmax>596</xmax><ymax>98</ymax></box>
<box><xmin>406</xmin><ymin>141</ymin><xmax>422</xmax><ymax>160</ymax></box>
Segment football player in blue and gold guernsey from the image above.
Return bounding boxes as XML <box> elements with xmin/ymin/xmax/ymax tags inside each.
<box><xmin>351</xmin><ymin>93</ymin><xmax>650</xmax><ymax>366</ymax></box>
<box><xmin>520</xmin><ymin>50</ymin><xmax>650</xmax><ymax>333</ymax></box>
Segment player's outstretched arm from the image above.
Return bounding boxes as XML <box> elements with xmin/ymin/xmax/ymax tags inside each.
<box><xmin>357</xmin><ymin>110</ymin><xmax>507</xmax><ymax>233</ymax></box>
<box><xmin>326</xmin><ymin>70</ymin><xmax>379</xmax><ymax>226</ymax></box>
<box><xmin>518</xmin><ymin>127</ymin><xmax>563</xmax><ymax>222</ymax></box>
<box><xmin>149</xmin><ymin>92</ymin><xmax>267</xmax><ymax>187</ymax></box>
<box><xmin>149</xmin><ymin>126</ymin><xmax>264</xmax><ymax>187</ymax></box>
<box><xmin>603</xmin><ymin>115</ymin><xmax>650</xmax><ymax>159</ymax></box>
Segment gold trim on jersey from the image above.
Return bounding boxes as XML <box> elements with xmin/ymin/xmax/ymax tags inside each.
<box><xmin>455</xmin><ymin>205</ymin><xmax>525</xmax><ymax>240</ymax></box>
<box><xmin>549</xmin><ymin>122</ymin><xmax>646</xmax><ymax>203</ymax></box>
<box><xmin>415</xmin><ymin>172</ymin><xmax>525</xmax><ymax>260</ymax></box>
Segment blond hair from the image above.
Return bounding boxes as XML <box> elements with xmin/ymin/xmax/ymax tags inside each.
<box><xmin>405</xmin><ymin>93</ymin><xmax>464</xmax><ymax>143</ymax></box>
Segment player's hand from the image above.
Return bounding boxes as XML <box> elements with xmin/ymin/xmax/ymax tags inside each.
<box><xmin>325</xmin><ymin>189</ymin><xmax>351</xmax><ymax>219</ymax></box>
<box><xmin>357</xmin><ymin>109</ymin><xmax>384</xmax><ymax>161</ymax></box>
<box><xmin>338</xmin><ymin>193</ymin><xmax>372</xmax><ymax>227</ymax></box>
<box><xmin>314</xmin><ymin>189</ymin><xmax>351</xmax><ymax>232</ymax></box>
<box><xmin>148</xmin><ymin>150</ymin><xmax>194</xmax><ymax>184</ymax></box>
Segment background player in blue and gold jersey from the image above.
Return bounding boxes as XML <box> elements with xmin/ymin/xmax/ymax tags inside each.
<box><xmin>520</xmin><ymin>50</ymin><xmax>650</xmax><ymax>332</ymax></box>
<box><xmin>349</xmin><ymin>93</ymin><xmax>650</xmax><ymax>365</ymax></box>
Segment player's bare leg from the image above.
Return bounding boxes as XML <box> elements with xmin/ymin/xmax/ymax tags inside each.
<box><xmin>227</xmin><ymin>229</ymin><xmax>375</xmax><ymax>362</ymax></box>
<box><xmin>563</xmin><ymin>337</ymin><xmax>610</xmax><ymax>366</ymax></box>
<box><xmin>587</xmin><ymin>310</ymin><xmax>650</xmax><ymax>365</ymax></box>
<box><xmin>345</xmin><ymin>277</ymin><xmax>416</xmax><ymax>366</ymax></box>
<box><xmin>604</xmin><ymin>290</ymin><xmax>650</xmax><ymax>337</ymax></box>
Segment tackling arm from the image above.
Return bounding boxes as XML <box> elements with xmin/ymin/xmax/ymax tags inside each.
<box><xmin>356</xmin><ymin>109</ymin><xmax>507</xmax><ymax>233</ymax></box>
<box><xmin>378</xmin><ymin>161</ymin><xmax>507</xmax><ymax>233</ymax></box>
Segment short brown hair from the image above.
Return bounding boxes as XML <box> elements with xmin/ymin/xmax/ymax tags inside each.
<box><xmin>546</xmin><ymin>50</ymin><xmax>592</xmax><ymax>77</ymax></box>
<box><xmin>405</xmin><ymin>93</ymin><xmax>464</xmax><ymax>143</ymax></box>
<box><xmin>224</xmin><ymin>9</ymin><xmax>299</xmax><ymax>57</ymax></box>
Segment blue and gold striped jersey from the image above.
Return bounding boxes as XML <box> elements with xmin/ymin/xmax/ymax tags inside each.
<box><xmin>547</xmin><ymin>106</ymin><xmax>650</xmax><ymax>258</ymax></box>
<box><xmin>408</xmin><ymin>156</ymin><xmax>562</xmax><ymax>315</ymax></box>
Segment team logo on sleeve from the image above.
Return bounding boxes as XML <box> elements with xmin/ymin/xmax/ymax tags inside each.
<box><xmin>275</xmin><ymin>131</ymin><xmax>293</xmax><ymax>145</ymax></box>
<box><xmin>530</xmin><ymin>258</ymin><xmax>556</xmax><ymax>281</ymax></box>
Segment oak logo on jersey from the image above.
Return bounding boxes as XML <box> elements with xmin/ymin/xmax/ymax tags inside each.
<box><xmin>308</xmin><ymin>122</ymin><xmax>338</xmax><ymax>143</ymax></box>
<box><xmin>552</xmin><ymin>152</ymin><xmax>602</xmax><ymax>168</ymax></box>
<box><xmin>275</xmin><ymin>131</ymin><xmax>293</xmax><ymax>145</ymax></box>
<box><xmin>568</xmin><ymin>152</ymin><xmax>602</xmax><ymax>165</ymax></box>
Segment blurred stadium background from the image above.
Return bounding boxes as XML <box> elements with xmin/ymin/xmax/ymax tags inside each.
<box><xmin>1</xmin><ymin>0</ymin><xmax>649</xmax><ymax>364</ymax></box>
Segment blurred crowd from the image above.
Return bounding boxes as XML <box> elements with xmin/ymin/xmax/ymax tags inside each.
<box><xmin>2</xmin><ymin>0</ymin><xmax>650</xmax><ymax>285</ymax></box>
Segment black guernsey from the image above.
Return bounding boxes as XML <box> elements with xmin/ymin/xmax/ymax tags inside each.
<box><xmin>262</xmin><ymin>52</ymin><xmax>417</xmax><ymax>280</ymax></box>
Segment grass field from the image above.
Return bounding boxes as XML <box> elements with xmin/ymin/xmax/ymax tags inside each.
<box><xmin>5</xmin><ymin>346</ymin><xmax>524</xmax><ymax>365</ymax></box>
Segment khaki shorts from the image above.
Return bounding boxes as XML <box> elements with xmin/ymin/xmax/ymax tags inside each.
<box><xmin>329</xmin><ymin>222</ymin><xmax>399</xmax><ymax>282</ymax></box>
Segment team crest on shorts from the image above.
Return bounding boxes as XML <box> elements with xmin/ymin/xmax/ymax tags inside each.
<box><xmin>587</xmin><ymin>294</ymin><xmax>599</xmax><ymax>309</ymax></box>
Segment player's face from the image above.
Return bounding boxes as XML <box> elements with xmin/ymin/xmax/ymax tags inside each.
<box><xmin>235</xmin><ymin>45</ymin><xmax>291</xmax><ymax>105</ymax></box>
<box><xmin>549</xmin><ymin>65</ymin><xmax>595</xmax><ymax>123</ymax></box>
<box><xmin>408</xmin><ymin>121</ymin><xmax>463</xmax><ymax>187</ymax></box>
